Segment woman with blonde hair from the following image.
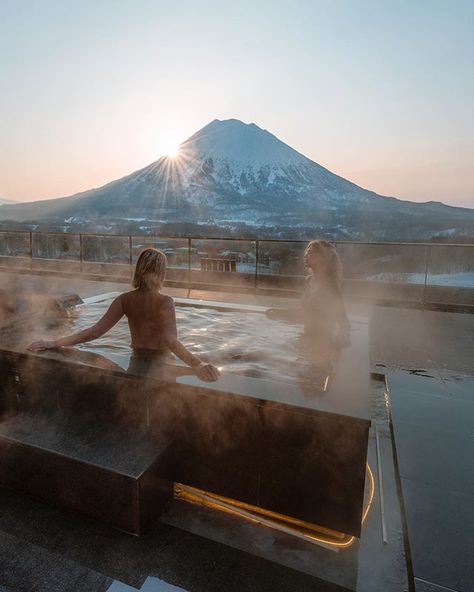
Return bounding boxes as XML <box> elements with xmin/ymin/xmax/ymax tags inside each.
<box><xmin>28</xmin><ymin>248</ymin><xmax>220</xmax><ymax>382</ymax></box>
<box><xmin>267</xmin><ymin>240</ymin><xmax>350</xmax><ymax>350</ymax></box>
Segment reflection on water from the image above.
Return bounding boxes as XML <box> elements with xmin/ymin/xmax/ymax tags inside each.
<box><xmin>69</xmin><ymin>299</ymin><xmax>337</xmax><ymax>389</ymax></box>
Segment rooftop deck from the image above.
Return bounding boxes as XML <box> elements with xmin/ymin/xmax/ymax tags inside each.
<box><xmin>0</xmin><ymin>268</ymin><xmax>473</xmax><ymax>592</ymax></box>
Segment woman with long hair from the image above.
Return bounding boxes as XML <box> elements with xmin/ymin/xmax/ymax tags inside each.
<box><xmin>301</xmin><ymin>240</ymin><xmax>350</xmax><ymax>347</ymax></box>
<box><xmin>28</xmin><ymin>248</ymin><xmax>220</xmax><ymax>382</ymax></box>
<box><xmin>267</xmin><ymin>240</ymin><xmax>350</xmax><ymax>350</ymax></box>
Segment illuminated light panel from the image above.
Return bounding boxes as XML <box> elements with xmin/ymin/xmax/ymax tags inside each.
<box><xmin>174</xmin><ymin>463</ymin><xmax>375</xmax><ymax>551</ymax></box>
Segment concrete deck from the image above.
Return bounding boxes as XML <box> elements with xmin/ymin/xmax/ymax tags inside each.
<box><xmin>370</xmin><ymin>307</ymin><xmax>474</xmax><ymax>592</ymax></box>
<box><xmin>1</xmin><ymin>271</ymin><xmax>472</xmax><ymax>591</ymax></box>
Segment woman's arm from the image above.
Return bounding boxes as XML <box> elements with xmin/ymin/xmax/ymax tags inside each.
<box><xmin>161</xmin><ymin>297</ymin><xmax>220</xmax><ymax>381</ymax></box>
<box><xmin>28</xmin><ymin>296</ymin><xmax>124</xmax><ymax>352</ymax></box>
<box><xmin>335</xmin><ymin>289</ymin><xmax>351</xmax><ymax>347</ymax></box>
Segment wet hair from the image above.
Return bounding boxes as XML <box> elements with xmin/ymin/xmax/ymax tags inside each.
<box><xmin>305</xmin><ymin>240</ymin><xmax>343</xmax><ymax>289</ymax></box>
<box><xmin>133</xmin><ymin>248</ymin><xmax>167</xmax><ymax>290</ymax></box>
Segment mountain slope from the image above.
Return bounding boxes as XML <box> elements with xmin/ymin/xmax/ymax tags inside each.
<box><xmin>0</xmin><ymin>119</ymin><xmax>472</xmax><ymax>239</ymax></box>
<box><xmin>0</xmin><ymin>197</ymin><xmax>17</xmax><ymax>206</ymax></box>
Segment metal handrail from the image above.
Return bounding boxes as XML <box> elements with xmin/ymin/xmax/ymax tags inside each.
<box><xmin>0</xmin><ymin>229</ymin><xmax>472</xmax><ymax>247</ymax></box>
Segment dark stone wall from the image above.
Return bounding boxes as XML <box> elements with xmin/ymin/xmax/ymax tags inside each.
<box><xmin>0</xmin><ymin>352</ymin><xmax>370</xmax><ymax>537</ymax></box>
<box><xmin>149</xmin><ymin>383</ymin><xmax>369</xmax><ymax>536</ymax></box>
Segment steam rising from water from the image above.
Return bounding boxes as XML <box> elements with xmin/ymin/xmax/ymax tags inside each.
<box><xmin>0</xmin><ymin>273</ymin><xmax>76</xmax><ymax>342</ymax></box>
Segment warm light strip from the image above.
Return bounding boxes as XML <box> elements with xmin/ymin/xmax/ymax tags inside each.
<box><xmin>176</xmin><ymin>488</ymin><xmax>342</xmax><ymax>552</ymax></box>
<box><xmin>175</xmin><ymin>463</ymin><xmax>375</xmax><ymax>550</ymax></box>
<box><xmin>177</xmin><ymin>484</ymin><xmax>346</xmax><ymax>539</ymax></box>
<box><xmin>323</xmin><ymin>375</ymin><xmax>330</xmax><ymax>392</ymax></box>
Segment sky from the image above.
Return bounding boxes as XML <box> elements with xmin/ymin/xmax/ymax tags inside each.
<box><xmin>0</xmin><ymin>0</ymin><xmax>473</xmax><ymax>208</ymax></box>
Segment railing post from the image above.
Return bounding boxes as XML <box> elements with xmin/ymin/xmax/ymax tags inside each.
<box><xmin>29</xmin><ymin>231</ymin><xmax>33</xmax><ymax>271</ymax></box>
<box><xmin>254</xmin><ymin>240</ymin><xmax>259</xmax><ymax>290</ymax></box>
<box><xmin>188</xmin><ymin>237</ymin><xmax>192</xmax><ymax>297</ymax></box>
<box><xmin>79</xmin><ymin>234</ymin><xmax>84</xmax><ymax>274</ymax></box>
<box><xmin>129</xmin><ymin>236</ymin><xmax>133</xmax><ymax>280</ymax></box>
<box><xmin>421</xmin><ymin>245</ymin><xmax>431</xmax><ymax>308</ymax></box>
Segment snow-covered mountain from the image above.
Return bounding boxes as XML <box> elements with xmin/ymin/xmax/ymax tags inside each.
<box><xmin>0</xmin><ymin>197</ymin><xmax>17</xmax><ymax>206</ymax></box>
<box><xmin>0</xmin><ymin>119</ymin><xmax>472</xmax><ymax>239</ymax></box>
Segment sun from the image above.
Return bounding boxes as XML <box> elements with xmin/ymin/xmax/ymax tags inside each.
<box><xmin>158</xmin><ymin>130</ymin><xmax>184</xmax><ymax>159</ymax></box>
<box><xmin>165</xmin><ymin>143</ymin><xmax>181</xmax><ymax>158</ymax></box>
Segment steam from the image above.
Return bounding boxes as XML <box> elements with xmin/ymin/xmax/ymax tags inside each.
<box><xmin>0</xmin><ymin>273</ymin><xmax>80</xmax><ymax>346</ymax></box>
<box><xmin>0</xmin><ymin>265</ymin><xmax>366</xmax><ymax>450</ymax></box>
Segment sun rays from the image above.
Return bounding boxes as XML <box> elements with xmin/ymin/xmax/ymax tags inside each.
<box><xmin>153</xmin><ymin>140</ymin><xmax>200</xmax><ymax>211</ymax></box>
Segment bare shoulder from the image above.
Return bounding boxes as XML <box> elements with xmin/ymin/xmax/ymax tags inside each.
<box><xmin>118</xmin><ymin>289</ymin><xmax>135</xmax><ymax>302</ymax></box>
<box><xmin>159</xmin><ymin>294</ymin><xmax>175</xmax><ymax>309</ymax></box>
<box><xmin>116</xmin><ymin>289</ymin><xmax>134</xmax><ymax>306</ymax></box>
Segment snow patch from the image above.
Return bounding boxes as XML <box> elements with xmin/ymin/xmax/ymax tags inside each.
<box><xmin>368</xmin><ymin>271</ymin><xmax>474</xmax><ymax>287</ymax></box>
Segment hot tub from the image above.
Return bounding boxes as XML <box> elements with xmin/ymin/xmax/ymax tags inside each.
<box><xmin>0</xmin><ymin>292</ymin><xmax>371</xmax><ymax>542</ymax></box>
<box><xmin>70</xmin><ymin>293</ymin><xmax>337</xmax><ymax>389</ymax></box>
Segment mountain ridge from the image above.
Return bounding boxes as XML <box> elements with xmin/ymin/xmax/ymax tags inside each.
<box><xmin>0</xmin><ymin>197</ymin><xmax>18</xmax><ymax>206</ymax></box>
<box><xmin>0</xmin><ymin>119</ymin><xmax>472</xmax><ymax>239</ymax></box>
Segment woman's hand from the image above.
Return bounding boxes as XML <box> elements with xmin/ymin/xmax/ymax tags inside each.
<box><xmin>27</xmin><ymin>340</ymin><xmax>58</xmax><ymax>352</ymax></box>
<box><xmin>266</xmin><ymin>308</ymin><xmax>303</xmax><ymax>322</ymax></box>
<box><xmin>194</xmin><ymin>362</ymin><xmax>221</xmax><ymax>382</ymax></box>
<box><xmin>265</xmin><ymin>308</ymin><xmax>281</xmax><ymax>320</ymax></box>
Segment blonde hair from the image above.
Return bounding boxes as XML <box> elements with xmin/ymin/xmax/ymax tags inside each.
<box><xmin>305</xmin><ymin>240</ymin><xmax>343</xmax><ymax>289</ymax></box>
<box><xmin>133</xmin><ymin>248</ymin><xmax>167</xmax><ymax>290</ymax></box>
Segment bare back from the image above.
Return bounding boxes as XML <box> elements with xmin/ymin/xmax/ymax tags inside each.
<box><xmin>120</xmin><ymin>289</ymin><xmax>176</xmax><ymax>351</ymax></box>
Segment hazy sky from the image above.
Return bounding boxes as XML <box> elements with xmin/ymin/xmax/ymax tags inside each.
<box><xmin>1</xmin><ymin>0</ymin><xmax>473</xmax><ymax>208</ymax></box>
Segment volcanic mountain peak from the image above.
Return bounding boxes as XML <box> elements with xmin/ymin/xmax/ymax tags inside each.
<box><xmin>179</xmin><ymin>118</ymin><xmax>311</xmax><ymax>169</ymax></box>
<box><xmin>0</xmin><ymin>118</ymin><xmax>471</xmax><ymax>241</ymax></box>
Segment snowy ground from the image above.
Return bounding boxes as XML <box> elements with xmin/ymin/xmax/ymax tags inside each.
<box><xmin>163</xmin><ymin>263</ymin><xmax>474</xmax><ymax>287</ymax></box>
<box><xmin>367</xmin><ymin>271</ymin><xmax>474</xmax><ymax>287</ymax></box>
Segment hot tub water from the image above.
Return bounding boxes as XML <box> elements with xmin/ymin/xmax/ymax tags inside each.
<box><xmin>69</xmin><ymin>296</ymin><xmax>333</xmax><ymax>386</ymax></box>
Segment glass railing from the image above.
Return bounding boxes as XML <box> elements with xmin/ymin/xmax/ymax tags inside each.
<box><xmin>0</xmin><ymin>231</ymin><xmax>472</xmax><ymax>306</ymax></box>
